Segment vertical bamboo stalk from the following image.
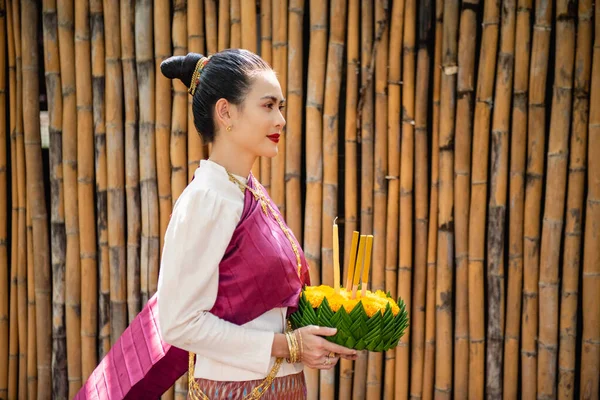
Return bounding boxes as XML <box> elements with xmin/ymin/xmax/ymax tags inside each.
<box><xmin>486</xmin><ymin>0</ymin><xmax>517</xmax><ymax>396</ymax></box>
<box><xmin>434</xmin><ymin>0</ymin><xmax>459</xmax><ymax>397</ymax></box>
<box><xmin>26</xmin><ymin>201</ymin><xmax>37</xmax><ymax>400</ymax></box>
<box><xmin>537</xmin><ymin>0</ymin><xmax>575</xmax><ymax>396</ymax></box>
<box><xmin>303</xmin><ymin>1</ymin><xmax>327</xmax><ymax>395</ymax></box>
<box><xmin>12</xmin><ymin>0</ymin><xmax>29</xmax><ymax>396</ymax></box>
<box><xmin>340</xmin><ymin>0</ymin><xmax>359</xmax><ymax>398</ymax></box>
<box><xmin>452</xmin><ymin>1</ymin><xmax>478</xmax><ymax>398</ymax></box>
<box><xmin>22</xmin><ymin>0</ymin><xmax>52</xmax><ymax>396</ymax></box>
<box><xmin>217</xmin><ymin>0</ymin><xmax>229</xmax><ymax>52</ymax></box>
<box><xmin>75</xmin><ymin>0</ymin><xmax>98</xmax><ymax>381</ymax></box>
<box><xmin>285</xmin><ymin>0</ymin><xmax>303</xmax><ymax>239</ymax></box>
<box><xmin>188</xmin><ymin>0</ymin><xmax>205</xmax><ymax>181</ymax></box>
<box><xmin>384</xmin><ymin>0</ymin><xmax>404</xmax><ymax>396</ymax></box>
<box><xmin>44</xmin><ymin>0</ymin><xmax>68</xmax><ymax>394</ymax></box>
<box><xmin>121</xmin><ymin>0</ymin><xmax>141</xmax><ymax>323</ymax></box>
<box><xmin>502</xmin><ymin>1</ymin><xmax>532</xmax><ymax>398</ymax></box>
<box><xmin>136</xmin><ymin>0</ymin><xmax>159</xmax><ymax>309</ymax></box>
<box><xmin>58</xmin><ymin>0</ymin><xmax>83</xmax><ymax>395</ymax></box>
<box><xmin>354</xmin><ymin>1</ymin><xmax>374</xmax><ymax>397</ymax></box>
<box><xmin>467</xmin><ymin>0</ymin><xmax>500</xmax><ymax>398</ymax></box>
<box><xmin>521</xmin><ymin>1</ymin><xmax>552</xmax><ymax>396</ymax></box>
<box><xmin>204</xmin><ymin>0</ymin><xmax>217</xmax><ymax>54</ymax></box>
<box><xmin>0</xmin><ymin>0</ymin><xmax>8</xmax><ymax>397</ymax></box>
<box><xmin>557</xmin><ymin>1</ymin><xmax>593</xmax><ymax>398</ymax></box>
<box><xmin>154</xmin><ymin>0</ymin><xmax>172</xmax><ymax>277</ymax></box>
<box><xmin>260</xmin><ymin>0</ymin><xmax>273</xmax><ymax>191</ymax></box>
<box><xmin>230</xmin><ymin>0</ymin><xmax>241</xmax><ymax>48</ymax></box>
<box><xmin>320</xmin><ymin>1</ymin><xmax>347</xmax><ymax>398</ymax></box>
<box><xmin>91</xmin><ymin>0</ymin><xmax>110</xmax><ymax>359</ymax></box>
<box><xmin>171</xmin><ymin>0</ymin><xmax>188</xmax><ymax>206</ymax></box>
<box><xmin>410</xmin><ymin>1</ymin><xmax>433</xmax><ymax>398</ymax></box>
<box><xmin>580</xmin><ymin>2</ymin><xmax>600</xmax><ymax>395</ymax></box>
<box><xmin>397</xmin><ymin>0</ymin><xmax>415</xmax><ymax>397</ymax></box>
<box><xmin>240</xmin><ymin>0</ymin><xmax>260</xmax><ymax>179</ymax></box>
<box><xmin>104</xmin><ymin>0</ymin><xmax>128</xmax><ymax>343</ymax></box>
<box><xmin>6</xmin><ymin>2</ymin><xmax>18</xmax><ymax>396</ymax></box>
<box><xmin>271</xmin><ymin>0</ymin><xmax>288</xmax><ymax>215</ymax></box>
<box><xmin>367</xmin><ymin>0</ymin><xmax>387</xmax><ymax>398</ymax></box>
<box><xmin>421</xmin><ymin>2</ymin><xmax>442</xmax><ymax>399</ymax></box>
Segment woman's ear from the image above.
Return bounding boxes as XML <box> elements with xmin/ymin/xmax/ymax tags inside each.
<box><xmin>214</xmin><ymin>98</ymin><xmax>231</xmax><ymax>129</ymax></box>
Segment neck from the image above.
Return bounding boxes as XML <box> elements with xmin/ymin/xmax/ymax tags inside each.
<box><xmin>208</xmin><ymin>141</ymin><xmax>256</xmax><ymax>178</ymax></box>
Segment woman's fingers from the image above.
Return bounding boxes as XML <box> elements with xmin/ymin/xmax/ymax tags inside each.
<box><xmin>323</xmin><ymin>341</ymin><xmax>357</xmax><ymax>357</ymax></box>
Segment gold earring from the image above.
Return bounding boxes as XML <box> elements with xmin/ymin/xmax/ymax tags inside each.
<box><xmin>226</xmin><ymin>125</ymin><xmax>232</xmax><ymax>132</ymax></box>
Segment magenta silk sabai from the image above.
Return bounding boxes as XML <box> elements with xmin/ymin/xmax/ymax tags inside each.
<box><xmin>74</xmin><ymin>172</ymin><xmax>310</xmax><ymax>399</ymax></box>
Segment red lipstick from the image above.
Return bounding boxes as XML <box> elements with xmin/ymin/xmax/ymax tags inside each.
<box><xmin>267</xmin><ymin>133</ymin><xmax>280</xmax><ymax>143</ymax></box>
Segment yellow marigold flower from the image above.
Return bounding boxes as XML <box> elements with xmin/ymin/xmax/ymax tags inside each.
<box><xmin>303</xmin><ymin>285</ymin><xmax>400</xmax><ymax>317</ymax></box>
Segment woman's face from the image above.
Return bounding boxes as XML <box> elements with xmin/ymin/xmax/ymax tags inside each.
<box><xmin>225</xmin><ymin>70</ymin><xmax>286</xmax><ymax>158</ymax></box>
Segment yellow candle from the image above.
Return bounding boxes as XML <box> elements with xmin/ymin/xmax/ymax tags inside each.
<box><xmin>361</xmin><ymin>235</ymin><xmax>374</xmax><ymax>297</ymax></box>
<box><xmin>345</xmin><ymin>231</ymin><xmax>360</xmax><ymax>290</ymax></box>
<box><xmin>353</xmin><ymin>235</ymin><xmax>367</xmax><ymax>287</ymax></box>
<box><xmin>333</xmin><ymin>218</ymin><xmax>340</xmax><ymax>293</ymax></box>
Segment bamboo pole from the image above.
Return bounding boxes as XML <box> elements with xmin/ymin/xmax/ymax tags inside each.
<box><xmin>340</xmin><ymin>0</ymin><xmax>359</xmax><ymax>398</ymax></box>
<box><xmin>171</xmin><ymin>0</ymin><xmax>188</xmax><ymax>204</ymax></box>
<box><xmin>260</xmin><ymin>0</ymin><xmax>273</xmax><ymax>191</ymax></box>
<box><xmin>271</xmin><ymin>0</ymin><xmax>288</xmax><ymax>216</ymax></box>
<box><xmin>104</xmin><ymin>0</ymin><xmax>128</xmax><ymax>343</ymax></box>
<box><xmin>354</xmin><ymin>1</ymin><xmax>374</xmax><ymax>397</ymax></box>
<box><xmin>320</xmin><ymin>1</ymin><xmax>347</xmax><ymax>398</ymax></box>
<box><xmin>537</xmin><ymin>0</ymin><xmax>575</xmax><ymax>396</ymax></box>
<box><xmin>58</xmin><ymin>0</ymin><xmax>82</xmax><ymax>393</ymax></box>
<box><xmin>452</xmin><ymin>1</ymin><xmax>478</xmax><ymax>398</ymax></box>
<box><xmin>188</xmin><ymin>0</ymin><xmax>205</xmax><ymax>181</ymax></box>
<box><xmin>136</xmin><ymin>0</ymin><xmax>159</xmax><ymax>309</ymax></box>
<box><xmin>75</xmin><ymin>0</ymin><xmax>98</xmax><ymax>381</ymax></box>
<box><xmin>91</xmin><ymin>0</ymin><xmax>110</xmax><ymax>359</ymax></box>
<box><xmin>467</xmin><ymin>0</ymin><xmax>500</xmax><ymax>397</ymax></box>
<box><xmin>434</xmin><ymin>0</ymin><xmax>458</xmax><ymax>397</ymax></box>
<box><xmin>6</xmin><ymin>1</ymin><xmax>18</xmax><ymax>396</ymax></box>
<box><xmin>0</xmin><ymin>0</ymin><xmax>8</xmax><ymax>396</ymax></box>
<box><xmin>154</xmin><ymin>0</ymin><xmax>172</xmax><ymax>282</ymax></box>
<box><xmin>410</xmin><ymin>1</ymin><xmax>432</xmax><ymax>398</ymax></box>
<box><xmin>397</xmin><ymin>0</ymin><xmax>416</xmax><ymax>397</ymax></box>
<box><xmin>285</xmin><ymin>0</ymin><xmax>303</xmax><ymax>239</ymax></box>
<box><xmin>230</xmin><ymin>0</ymin><xmax>241</xmax><ymax>48</ymax></box>
<box><xmin>13</xmin><ymin>0</ymin><xmax>29</xmax><ymax>396</ymax></box>
<box><xmin>22</xmin><ymin>0</ymin><xmax>52</xmax><ymax>396</ymax></box>
<box><xmin>44</xmin><ymin>0</ymin><xmax>68</xmax><ymax>394</ymax></box>
<box><xmin>26</xmin><ymin>200</ymin><xmax>37</xmax><ymax>400</ymax></box>
<box><xmin>421</xmin><ymin>2</ymin><xmax>442</xmax><ymax>399</ymax></box>
<box><xmin>502</xmin><ymin>1</ymin><xmax>532</xmax><ymax>397</ymax></box>
<box><xmin>367</xmin><ymin>0</ymin><xmax>387</xmax><ymax>398</ymax></box>
<box><xmin>486</xmin><ymin>0</ymin><xmax>516</xmax><ymax>396</ymax></box>
<box><xmin>579</xmin><ymin>1</ymin><xmax>600</xmax><ymax>397</ymax></box>
<box><xmin>303</xmin><ymin>0</ymin><xmax>327</xmax><ymax>395</ymax></box>
<box><xmin>384</xmin><ymin>0</ymin><xmax>404</xmax><ymax>396</ymax></box>
<box><xmin>121</xmin><ymin>0</ymin><xmax>141</xmax><ymax>323</ymax></box>
<box><xmin>521</xmin><ymin>1</ymin><xmax>552</xmax><ymax>396</ymax></box>
<box><xmin>557</xmin><ymin>1</ymin><xmax>593</xmax><ymax>398</ymax></box>
<box><xmin>217</xmin><ymin>0</ymin><xmax>229</xmax><ymax>51</ymax></box>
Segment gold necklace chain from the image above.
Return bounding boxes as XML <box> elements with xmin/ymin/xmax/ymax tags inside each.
<box><xmin>187</xmin><ymin>172</ymin><xmax>304</xmax><ymax>400</ymax></box>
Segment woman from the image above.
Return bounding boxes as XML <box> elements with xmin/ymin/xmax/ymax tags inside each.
<box><xmin>157</xmin><ymin>49</ymin><xmax>357</xmax><ymax>399</ymax></box>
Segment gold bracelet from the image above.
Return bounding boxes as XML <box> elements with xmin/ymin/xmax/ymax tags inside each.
<box><xmin>285</xmin><ymin>331</ymin><xmax>299</xmax><ymax>363</ymax></box>
<box><xmin>296</xmin><ymin>330</ymin><xmax>304</xmax><ymax>362</ymax></box>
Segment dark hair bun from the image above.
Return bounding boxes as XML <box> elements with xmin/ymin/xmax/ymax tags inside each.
<box><xmin>160</xmin><ymin>53</ymin><xmax>203</xmax><ymax>89</ymax></box>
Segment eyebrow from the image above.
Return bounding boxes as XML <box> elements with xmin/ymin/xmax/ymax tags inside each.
<box><xmin>261</xmin><ymin>95</ymin><xmax>286</xmax><ymax>104</ymax></box>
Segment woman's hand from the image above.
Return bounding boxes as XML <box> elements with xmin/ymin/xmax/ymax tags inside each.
<box><xmin>295</xmin><ymin>326</ymin><xmax>358</xmax><ymax>370</ymax></box>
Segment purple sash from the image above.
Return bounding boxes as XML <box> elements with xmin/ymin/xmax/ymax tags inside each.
<box><xmin>75</xmin><ymin>174</ymin><xmax>310</xmax><ymax>399</ymax></box>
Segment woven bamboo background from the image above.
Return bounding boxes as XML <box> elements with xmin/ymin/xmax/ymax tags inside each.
<box><xmin>0</xmin><ymin>0</ymin><xmax>599</xmax><ymax>399</ymax></box>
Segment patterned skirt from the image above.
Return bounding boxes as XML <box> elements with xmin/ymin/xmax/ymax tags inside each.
<box><xmin>188</xmin><ymin>372</ymin><xmax>307</xmax><ymax>400</ymax></box>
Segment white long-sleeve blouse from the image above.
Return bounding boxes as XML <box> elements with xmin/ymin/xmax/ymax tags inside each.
<box><xmin>157</xmin><ymin>159</ymin><xmax>303</xmax><ymax>381</ymax></box>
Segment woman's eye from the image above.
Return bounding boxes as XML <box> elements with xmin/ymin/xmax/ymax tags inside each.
<box><xmin>265</xmin><ymin>103</ymin><xmax>274</xmax><ymax>109</ymax></box>
<box><xmin>279</xmin><ymin>105</ymin><xmax>285</xmax><ymax>111</ymax></box>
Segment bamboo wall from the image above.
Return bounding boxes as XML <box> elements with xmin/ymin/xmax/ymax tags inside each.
<box><xmin>0</xmin><ymin>0</ymin><xmax>599</xmax><ymax>399</ymax></box>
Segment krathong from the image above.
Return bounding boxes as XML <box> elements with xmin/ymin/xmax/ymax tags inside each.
<box><xmin>290</xmin><ymin>220</ymin><xmax>409</xmax><ymax>352</ymax></box>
